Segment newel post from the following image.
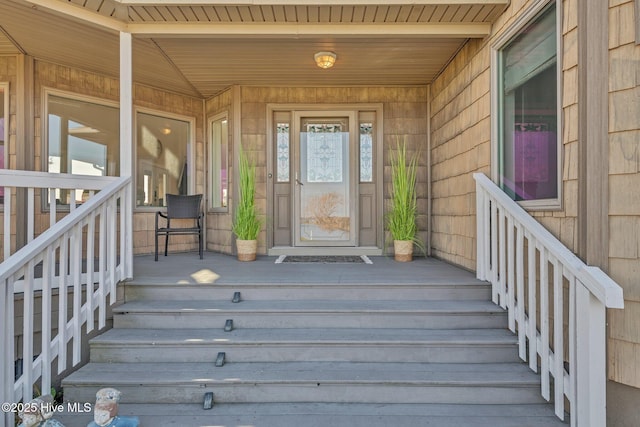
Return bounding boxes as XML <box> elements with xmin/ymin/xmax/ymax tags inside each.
<box><xmin>574</xmin><ymin>281</ymin><xmax>607</xmax><ymax>427</ymax></box>
<box><xmin>1</xmin><ymin>278</ymin><xmax>15</xmax><ymax>427</ymax></box>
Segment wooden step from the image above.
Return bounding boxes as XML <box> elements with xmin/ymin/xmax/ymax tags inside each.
<box><xmin>90</xmin><ymin>327</ymin><xmax>519</xmax><ymax>363</ymax></box>
<box><xmin>54</xmin><ymin>402</ymin><xmax>568</xmax><ymax>427</ymax></box>
<box><xmin>113</xmin><ymin>299</ymin><xmax>508</xmax><ymax>329</ymax></box>
<box><xmin>123</xmin><ymin>281</ymin><xmax>492</xmax><ymax>302</ymax></box>
<box><xmin>62</xmin><ymin>361</ymin><xmax>545</xmax><ymax>405</ymax></box>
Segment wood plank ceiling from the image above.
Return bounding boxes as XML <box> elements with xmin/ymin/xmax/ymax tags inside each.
<box><xmin>0</xmin><ymin>0</ymin><xmax>509</xmax><ymax>98</ymax></box>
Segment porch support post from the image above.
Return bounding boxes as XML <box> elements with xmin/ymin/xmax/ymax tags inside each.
<box><xmin>15</xmin><ymin>55</ymin><xmax>34</xmax><ymax>251</ymax></box>
<box><xmin>120</xmin><ymin>31</ymin><xmax>134</xmax><ymax>278</ymax></box>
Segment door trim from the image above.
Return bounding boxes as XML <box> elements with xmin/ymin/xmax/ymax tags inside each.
<box><xmin>266</xmin><ymin>103</ymin><xmax>384</xmax><ymax>256</ymax></box>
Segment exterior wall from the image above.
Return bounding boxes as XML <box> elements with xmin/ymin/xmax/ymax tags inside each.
<box><xmin>31</xmin><ymin>60</ymin><xmax>204</xmax><ymax>256</ymax></box>
<box><xmin>205</xmin><ymin>88</ymin><xmax>234</xmax><ymax>254</ymax></box>
<box><xmin>431</xmin><ymin>0</ymin><xmax>640</xmax><ymax>422</ymax></box>
<box><xmin>607</xmin><ymin>0</ymin><xmax>640</xmax><ymax>395</ymax></box>
<box><xmin>430</xmin><ymin>0</ymin><xmax>579</xmax><ymax>273</ymax></box>
<box><xmin>430</xmin><ymin>38</ymin><xmax>490</xmax><ymax>270</ymax></box>
<box><xmin>239</xmin><ymin>86</ymin><xmax>429</xmax><ymax>255</ymax></box>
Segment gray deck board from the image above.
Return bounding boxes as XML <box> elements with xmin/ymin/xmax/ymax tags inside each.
<box><xmin>54</xmin><ymin>403</ymin><xmax>568</xmax><ymax>427</ymax></box>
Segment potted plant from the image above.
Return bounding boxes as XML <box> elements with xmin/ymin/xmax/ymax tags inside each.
<box><xmin>386</xmin><ymin>139</ymin><xmax>423</xmax><ymax>262</ymax></box>
<box><xmin>232</xmin><ymin>147</ymin><xmax>262</xmax><ymax>261</ymax></box>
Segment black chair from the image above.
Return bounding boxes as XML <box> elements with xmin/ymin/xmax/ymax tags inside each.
<box><xmin>155</xmin><ymin>194</ymin><xmax>203</xmax><ymax>261</ymax></box>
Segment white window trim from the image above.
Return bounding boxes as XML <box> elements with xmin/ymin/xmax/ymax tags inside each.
<box><xmin>42</xmin><ymin>87</ymin><xmax>120</xmax><ymax>175</ymax></box>
<box><xmin>490</xmin><ymin>0</ymin><xmax>563</xmax><ymax>211</ymax></box>
<box><xmin>1</xmin><ymin>81</ymin><xmax>7</xmax><ymax>161</ymax></box>
<box><xmin>636</xmin><ymin>0</ymin><xmax>640</xmax><ymax>45</ymax></box>
<box><xmin>42</xmin><ymin>88</ymin><xmax>120</xmax><ymax>212</ymax></box>
<box><xmin>0</xmin><ymin>82</ymin><xmax>8</xmax><ymax>210</ymax></box>
<box><xmin>208</xmin><ymin>111</ymin><xmax>229</xmax><ymax>212</ymax></box>
<box><xmin>134</xmin><ymin>106</ymin><xmax>197</xmax><ymax>212</ymax></box>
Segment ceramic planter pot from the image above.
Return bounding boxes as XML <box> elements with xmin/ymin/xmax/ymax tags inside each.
<box><xmin>236</xmin><ymin>239</ymin><xmax>257</xmax><ymax>261</ymax></box>
<box><xmin>394</xmin><ymin>240</ymin><xmax>413</xmax><ymax>262</ymax></box>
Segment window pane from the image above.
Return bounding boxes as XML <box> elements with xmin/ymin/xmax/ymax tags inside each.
<box><xmin>210</xmin><ymin>116</ymin><xmax>228</xmax><ymax>209</ymax></box>
<box><xmin>47</xmin><ymin>94</ymin><xmax>119</xmax><ymax>204</ymax></box>
<box><xmin>360</xmin><ymin>122</ymin><xmax>373</xmax><ymax>182</ymax></box>
<box><xmin>276</xmin><ymin>123</ymin><xmax>290</xmax><ymax>182</ymax></box>
<box><xmin>500</xmin><ymin>5</ymin><xmax>557</xmax><ymax>201</ymax></box>
<box><xmin>136</xmin><ymin>112</ymin><xmax>191</xmax><ymax>207</ymax></box>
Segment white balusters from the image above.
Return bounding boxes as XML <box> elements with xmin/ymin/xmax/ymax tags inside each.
<box><xmin>553</xmin><ymin>260</ymin><xmax>564</xmax><ymax>418</ymax></box>
<box><xmin>473</xmin><ymin>173</ymin><xmax>624</xmax><ymax>425</ymax></box>
<box><xmin>516</xmin><ymin>225</ymin><xmax>526</xmax><ymax>361</ymax></box>
<box><xmin>0</xmin><ymin>173</ymin><xmax>132</xmax><ymax>427</ymax></box>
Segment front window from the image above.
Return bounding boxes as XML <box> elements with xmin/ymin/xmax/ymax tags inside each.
<box><xmin>136</xmin><ymin>111</ymin><xmax>192</xmax><ymax>208</ymax></box>
<box><xmin>46</xmin><ymin>93</ymin><xmax>119</xmax><ymax>204</ymax></box>
<box><xmin>497</xmin><ymin>3</ymin><xmax>559</xmax><ymax>205</ymax></box>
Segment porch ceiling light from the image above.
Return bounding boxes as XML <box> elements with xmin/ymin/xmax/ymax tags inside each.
<box><xmin>314</xmin><ymin>51</ymin><xmax>337</xmax><ymax>69</ymax></box>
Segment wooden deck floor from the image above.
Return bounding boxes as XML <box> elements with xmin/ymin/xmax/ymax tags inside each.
<box><xmin>132</xmin><ymin>251</ymin><xmax>480</xmax><ymax>286</ymax></box>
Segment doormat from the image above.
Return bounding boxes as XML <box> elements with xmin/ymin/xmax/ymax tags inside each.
<box><xmin>275</xmin><ymin>255</ymin><xmax>372</xmax><ymax>264</ymax></box>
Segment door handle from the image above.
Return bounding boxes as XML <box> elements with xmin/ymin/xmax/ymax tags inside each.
<box><xmin>295</xmin><ymin>178</ymin><xmax>304</xmax><ymax>186</ymax></box>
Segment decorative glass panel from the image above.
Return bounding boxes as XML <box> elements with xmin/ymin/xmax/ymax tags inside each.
<box><xmin>276</xmin><ymin>123</ymin><xmax>290</xmax><ymax>182</ymax></box>
<box><xmin>305</xmin><ymin>123</ymin><xmax>343</xmax><ymax>183</ymax></box>
<box><xmin>359</xmin><ymin>122</ymin><xmax>373</xmax><ymax>182</ymax></box>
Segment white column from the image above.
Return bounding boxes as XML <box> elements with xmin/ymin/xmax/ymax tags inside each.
<box><xmin>120</xmin><ymin>31</ymin><xmax>134</xmax><ymax>278</ymax></box>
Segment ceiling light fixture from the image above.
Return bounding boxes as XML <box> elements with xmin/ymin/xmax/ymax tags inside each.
<box><xmin>314</xmin><ymin>51</ymin><xmax>337</xmax><ymax>69</ymax></box>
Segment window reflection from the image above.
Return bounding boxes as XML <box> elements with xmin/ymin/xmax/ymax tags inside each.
<box><xmin>47</xmin><ymin>94</ymin><xmax>119</xmax><ymax>205</ymax></box>
<box><xmin>499</xmin><ymin>5</ymin><xmax>558</xmax><ymax>202</ymax></box>
<box><xmin>136</xmin><ymin>112</ymin><xmax>191</xmax><ymax>207</ymax></box>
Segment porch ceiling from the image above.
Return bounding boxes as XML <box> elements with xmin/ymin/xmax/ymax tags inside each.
<box><xmin>0</xmin><ymin>0</ymin><xmax>508</xmax><ymax>98</ymax></box>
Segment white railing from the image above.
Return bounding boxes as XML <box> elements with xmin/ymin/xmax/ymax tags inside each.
<box><xmin>0</xmin><ymin>174</ymin><xmax>133</xmax><ymax>427</ymax></box>
<box><xmin>0</xmin><ymin>170</ymin><xmax>121</xmax><ymax>262</ymax></box>
<box><xmin>474</xmin><ymin>173</ymin><xmax>624</xmax><ymax>427</ymax></box>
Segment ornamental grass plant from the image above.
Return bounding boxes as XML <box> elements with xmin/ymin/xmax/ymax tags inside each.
<box><xmin>232</xmin><ymin>147</ymin><xmax>262</xmax><ymax>241</ymax></box>
<box><xmin>386</xmin><ymin>138</ymin><xmax>425</xmax><ymax>252</ymax></box>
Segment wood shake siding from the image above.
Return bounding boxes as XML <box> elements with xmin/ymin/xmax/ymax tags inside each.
<box><xmin>430</xmin><ymin>0</ymin><xmax>579</xmax><ymax>269</ymax></box>
<box><xmin>239</xmin><ymin>86</ymin><xmax>429</xmax><ymax>255</ymax></box>
<box><xmin>430</xmin><ymin>37</ymin><xmax>490</xmax><ymax>271</ymax></box>
<box><xmin>607</xmin><ymin>0</ymin><xmax>640</xmax><ymax>389</ymax></box>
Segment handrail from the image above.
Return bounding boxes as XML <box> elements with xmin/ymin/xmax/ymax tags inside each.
<box><xmin>0</xmin><ymin>170</ymin><xmax>118</xmax><ymax>261</ymax></box>
<box><xmin>0</xmin><ymin>169</ymin><xmax>118</xmax><ymax>190</ymax></box>
<box><xmin>474</xmin><ymin>172</ymin><xmax>624</xmax><ymax>427</ymax></box>
<box><xmin>0</xmin><ymin>175</ymin><xmax>132</xmax><ymax>427</ymax></box>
